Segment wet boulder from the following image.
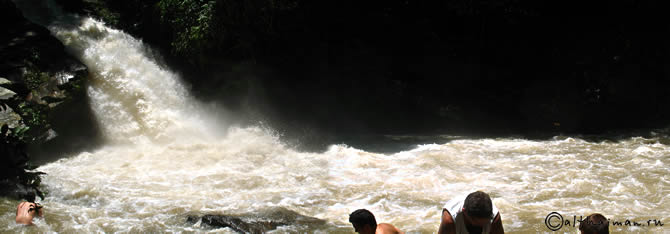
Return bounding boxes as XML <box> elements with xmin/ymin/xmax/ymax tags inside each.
<box><xmin>186</xmin><ymin>207</ymin><xmax>327</xmax><ymax>233</ymax></box>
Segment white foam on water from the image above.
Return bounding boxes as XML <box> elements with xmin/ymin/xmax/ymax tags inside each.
<box><xmin>8</xmin><ymin>128</ymin><xmax>670</xmax><ymax>233</ymax></box>
<box><xmin>49</xmin><ymin>130</ymin><xmax>670</xmax><ymax>232</ymax></box>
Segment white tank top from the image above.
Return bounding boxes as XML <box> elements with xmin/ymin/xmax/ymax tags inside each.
<box><xmin>443</xmin><ymin>195</ymin><xmax>499</xmax><ymax>234</ymax></box>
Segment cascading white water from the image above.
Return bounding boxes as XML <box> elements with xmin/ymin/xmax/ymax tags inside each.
<box><xmin>53</xmin><ymin>18</ymin><xmax>218</xmax><ymax>144</ymax></box>
<box><xmin>2</xmin><ymin>1</ymin><xmax>669</xmax><ymax>233</ymax></box>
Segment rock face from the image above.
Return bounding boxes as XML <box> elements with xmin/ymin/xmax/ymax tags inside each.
<box><xmin>0</xmin><ymin>0</ymin><xmax>89</xmax><ymax>200</ymax></box>
<box><xmin>0</xmin><ymin>124</ymin><xmax>45</xmax><ymax>202</ymax></box>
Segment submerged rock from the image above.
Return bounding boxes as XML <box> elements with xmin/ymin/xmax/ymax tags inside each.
<box><xmin>186</xmin><ymin>207</ymin><xmax>327</xmax><ymax>233</ymax></box>
<box><xmin>188</xmin><ymin>214</ymin><xmax>284</xmax><ymax>233</ymax></box>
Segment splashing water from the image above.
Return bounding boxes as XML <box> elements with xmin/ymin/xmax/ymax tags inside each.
<box><xmin>51</xmin><ymin>17</ymin><xmax>216</xmax><ymax>144</ymax></box>
<box><xmin>3</xmin><ymin>132</ymin><xmax>670</xmax><ymax>232</ymax></box>
<box><xmin>3</xmin><ymin>1</ymin><xmax>669</xmax><ymax>233</ymax></box>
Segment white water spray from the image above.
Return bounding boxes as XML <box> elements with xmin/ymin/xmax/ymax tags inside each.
<box><xmin>51</xmin><ymin>18</ymin><xmax>216</xmax><ymax>144</ymax></box>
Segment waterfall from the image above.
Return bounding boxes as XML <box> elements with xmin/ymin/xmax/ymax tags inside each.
<box><xmin>15</xmin><ymin>0</ymin><xmax>217</xmax><ymax>144</ymax></box>
<box><xmin>50</xmin><ymin>17</ymin><xmax>214</xmax><ymax>144</ymax></box>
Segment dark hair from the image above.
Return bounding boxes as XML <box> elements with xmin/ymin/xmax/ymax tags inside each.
<box><xmin>464</xmin><ymin>191</ymin><xmax>493</xmax><ymax>219</ymax></box>
<box><xmin>28</xmin><ymin>203</ymin><xmax>42</xmax><ymax>213</ymax></box>
<box><xmin>579</xmin><ymin>213</ymin><xmax>609</xmax><ymax>234</ymax></box>
<box><xmin>349</xmin><ymin>209</ymin><xmax>377</xmax><ymax>228</ymax></box>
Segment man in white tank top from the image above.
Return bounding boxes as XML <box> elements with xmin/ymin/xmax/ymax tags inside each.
<box><xmin>438</xmin><ymin>191</ymin><xmax>504</xmax><ymax>234</ymax></box>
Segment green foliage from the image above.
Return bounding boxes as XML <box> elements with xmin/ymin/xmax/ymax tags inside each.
<box><xmin>82</xmin><ymin>0</ymin><xmax>300</xmax><ymax>64</ymax></box>
<box><xmin>18</xmin><ymin>170</ymin><xmax>47</xmax><ymax>201</ymax></box>
<box><xmin>17</xmin><ymin>102</ymin><xmax>48</xmax><ymax>131</ymax></box>
<box><xmin>94</xmin><ymin>0</ymin><xmax>159</xmax><ymax>30</ymax></box>
<box><xmin>155</xmin><ymin>0</ymin><xmax>298</xmax><ymax>61</ymax></box>
<box><xmin>24</xmin><ymin>70</ymin><xmax>49</xmax><ymax>90</ymax></box>
<box><xmin>96</xmin><ymin>7</ymin><xmax>121</xmax><ymax>27</ymax></box>
<box><xmin>9</xmin><ymin>125</ymin><xmax>30</xmax><ymax>141</ymax></box>
<box><xmin>1</xmin><ymin>124</ymin><xmax>46</xmax><ymax>201</ymax></box>
<box><xmin>157</xmin><ymin>0</ymin><xmax>216</xmax><ymax>56</ymax></box>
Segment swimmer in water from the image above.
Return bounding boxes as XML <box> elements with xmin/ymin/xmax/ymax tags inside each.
<box><xmin>579</xmin><ymin>213</ymin><xmax>609</xmax><ymax>234</ymax></box>
<box><xmin>349</xmin><ymin>209</ymin><xmax>404</xmax><ymax>234</ymax></box>
<box><xmin>16</xmin><ymin>201</ymin><xmax>43</xmax><ymax>225</ymax></box>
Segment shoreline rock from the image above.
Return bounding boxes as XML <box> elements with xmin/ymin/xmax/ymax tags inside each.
<box><xmin>0</xmin><ymin>0</ymin><xmax>89</xmax><ymax>200</ymax></box>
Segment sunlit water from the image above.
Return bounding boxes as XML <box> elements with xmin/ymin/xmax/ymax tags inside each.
<box><xmin>3</xmin><ymin>1</ymin><xmax>670</xmax><ymax>233</ymax></box>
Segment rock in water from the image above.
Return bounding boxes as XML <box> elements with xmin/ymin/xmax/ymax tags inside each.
<box><xmin>186</xmin><ymin>207</ymin><xmax>326</xmax><ymax>233</ymax></box>
<box><xmin>204</xmin><ymin>214</ymin><xmax>284</xmax><ymax>233</ymax></box>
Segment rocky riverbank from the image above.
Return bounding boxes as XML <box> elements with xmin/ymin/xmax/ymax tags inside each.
<box><xmin>0</xmin><ymin>0</ymin><xmax>89</xmax><ymax>200</ymax></box>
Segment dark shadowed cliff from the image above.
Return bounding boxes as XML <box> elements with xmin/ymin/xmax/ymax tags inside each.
<box><xmin>1</xmin><ymin>0</ymin><xmax>95</xmax><ymax>199</ymax></box>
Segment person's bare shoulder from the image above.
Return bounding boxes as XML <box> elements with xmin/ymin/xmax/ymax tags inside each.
<box><xmin>376</xmin><ymin>223</ymin><xmax>404</xmax><ymax>234</ymax></box>
<box><xmin>438</xmin><ymin>209</ymin><xmax>456</xmax><ymax>234</ymax></box>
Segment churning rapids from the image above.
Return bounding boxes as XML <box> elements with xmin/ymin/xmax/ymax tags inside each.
<box><xmin>3</xmin><ymin>1</ymin><xmax>670</xmax><ymax>233</ymax></box>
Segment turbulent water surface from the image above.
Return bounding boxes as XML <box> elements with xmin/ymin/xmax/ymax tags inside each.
<box><xmin>3</xmin><ymin>1</ymin><xmax>670</xmax><ymax>233</ymax></box>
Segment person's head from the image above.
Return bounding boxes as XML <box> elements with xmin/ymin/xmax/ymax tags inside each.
<box><xmin>27</xmin><ymin>202</ymin><xmax>42</xmax><ymax>214</ymax></box>
<box><xmin>16</xmin><ymin>201</ymin><xmax>42</xmax><ymax>225</ymax></box>
<box><xmin>579</xmin><ymin>213</ymin><xmax>609</xmax><ymax>234</ymax></box>
<box><xmin>349</xmin><ymin>209</ymin><xmax>377</xmax><ymax>234</ymax></box>
<box><xmin>463</xmin><ymin>191</ymin><xmax>494</xmax><ymax>227</ymax></box>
